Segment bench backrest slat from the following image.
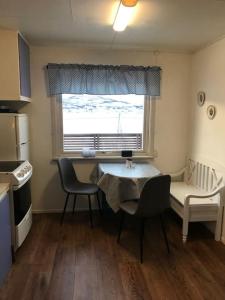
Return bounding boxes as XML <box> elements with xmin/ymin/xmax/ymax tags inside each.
<box><xmin>185</xmin><ymin>158</ymin><xmax>225</xmax><ymax>192</ymax></box>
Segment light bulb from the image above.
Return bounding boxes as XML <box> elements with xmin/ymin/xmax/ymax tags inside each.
<box><xmin>113</xmin><ymin>2</ymin><xmax>137</xmax><ymax>32</ymax></box>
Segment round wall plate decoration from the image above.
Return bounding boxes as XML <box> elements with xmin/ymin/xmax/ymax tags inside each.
<box><xmin>207</xmin><ymin>105</ymin><xmax>216</xmax><ymax>120</ymax></box>
<box><xmin>197</xmin><ymin>91</ymin><xmax>205</xmax><ymax>106</ymax></box>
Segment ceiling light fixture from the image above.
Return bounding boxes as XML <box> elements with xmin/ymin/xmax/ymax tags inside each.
<box><xmin>113</xmin><ymin>0</ymin><xmax>138</xmax><ymax>32</ymax></box>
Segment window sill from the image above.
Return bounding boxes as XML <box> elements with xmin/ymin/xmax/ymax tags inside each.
<box><xmin>52</xmin><ymin>152</ymin><xmax>157</xmax><ymax>161</ymax></box>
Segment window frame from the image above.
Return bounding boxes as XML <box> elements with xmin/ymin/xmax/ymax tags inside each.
<box><xmin>51</xmin><ymin>95</ymin><xmax>156</xmax><ymax>159</ymax></box>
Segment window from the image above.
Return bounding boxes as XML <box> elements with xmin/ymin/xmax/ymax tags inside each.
<box><xmin>52</xmin><ymin>94</ymin><xmax>155</xmax><ymax>158</ymax></box>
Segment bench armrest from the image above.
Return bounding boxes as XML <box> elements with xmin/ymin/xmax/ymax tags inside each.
<box><xmin>184</xmin><ymin>186</ymin><xmax>225</xmax><ymax>207</ymax></box>
<box><xmin>170</xmin><ymin>167</ymin><xmax>185</xmax><ymax>182</ymax></box>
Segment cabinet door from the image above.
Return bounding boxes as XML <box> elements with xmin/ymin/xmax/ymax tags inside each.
<box><xmin>18</xmin><ymin>34</ymin><xmax>31</xmax><ymax>99</ymax></box>
<box><xmin>0</xmin><ymin>192</ymin><xmax>12</xmax><ymax>286</ymax></box>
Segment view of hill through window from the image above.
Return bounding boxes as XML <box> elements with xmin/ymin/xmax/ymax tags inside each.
<box><xmin>62</xmin><ymin>94</ymin><xmax>144</xmax><ymax>135</ymax></box>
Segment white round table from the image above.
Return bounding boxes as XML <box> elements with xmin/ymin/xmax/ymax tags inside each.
<box><xmin>98</xmin><ymin>163</ymin><xmax>161</xmax><ymax>212</ymax></box>
<box><xmin>99</xmin><ymin>163</ymin><xmax>160</xmax><ymax>179</ymax></box>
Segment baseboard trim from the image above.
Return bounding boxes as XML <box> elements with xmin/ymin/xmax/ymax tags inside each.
<box><xmin>32</xmin><ymin>208</ymin><xmax>98</xmax><ymax>214</ymax></box>
<box><xmin>32</xmin><ymin>209</ymin><xmax>62</xmax><ymax>214</ymax></box>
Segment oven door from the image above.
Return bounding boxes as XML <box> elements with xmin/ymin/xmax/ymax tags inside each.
<box><xmin>13</xmin><ymin>180</ymin><xmax>31</xmax><ymax>226</ymax></box>
<box><xmin>13</xmin><ymin>179</ymin><xmax>32</xmax><ymax>249</ymax></box>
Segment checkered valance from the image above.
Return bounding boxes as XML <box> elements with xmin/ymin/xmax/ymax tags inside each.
<box><xmin>46</xmin><ymin>64</ymin><xmax>161</xmax><ymax>96</ymax></box>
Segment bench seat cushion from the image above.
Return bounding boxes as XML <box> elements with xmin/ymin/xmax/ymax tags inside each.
<box><xmin>170</xmin><ymin>182</ymin><xmax>219</xmax><ymax>206</ymax></box>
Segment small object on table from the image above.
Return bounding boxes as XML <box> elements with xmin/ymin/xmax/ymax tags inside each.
<box><xmin>126</xmin><ymin>158</ymin><xmax>133</xmax><ymax>168</ymax></box>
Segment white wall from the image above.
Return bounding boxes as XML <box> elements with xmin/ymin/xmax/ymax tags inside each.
<box><xmin>190</xmin><ymin>38</ymin><xmax>225</xmax><ymax>242</ymax></box>
<box><xmin>21</xmin><ymin>46</ymin><xmax>191</xmax><ymax>212</ymax></box>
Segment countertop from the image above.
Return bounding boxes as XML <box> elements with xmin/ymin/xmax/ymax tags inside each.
<box><xmin>0</xmin><ymin>183</ymin><xmax>9</xmax><ymax>198</ymax></box>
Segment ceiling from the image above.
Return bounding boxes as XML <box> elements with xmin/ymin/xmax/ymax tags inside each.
<box><xmin>0</xmin><ymin>0</ymin><xmax>225</xmax><ymax>52</ymax></box>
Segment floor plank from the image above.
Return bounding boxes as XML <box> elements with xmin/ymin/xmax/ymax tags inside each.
<box><xmin>0</xmin><ymin>212</ymin><xmax>225</xmax><ymax>300</ymax></box>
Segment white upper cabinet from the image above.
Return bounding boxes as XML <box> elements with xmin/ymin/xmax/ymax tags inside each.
<box><xmin>0</xmin><ymin>29</ymin><xmax>31</xmax><ymax>101</ymax></box>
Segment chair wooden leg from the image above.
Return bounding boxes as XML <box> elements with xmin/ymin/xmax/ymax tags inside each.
<box><xmin>160</xmin><ymin>214</ymin><xmax>170</xmax><ymax>253</ymax></box>
<box><xmin>117</xmin><ymin>211</ymin><xmax>125</xmax><ymax>243</ymax></box>
<box><xmin>61</xmin><ymin>192</ymin><xmax>70</xmax><ymax>225</ymax></box>
<box><xmin>88</xmin><ymin>194</ymin><xmax>93</xmax><ymax>228</ymax></box>
<box><xmin>72</xmin><ymin>194</ymin><xmax>77</xmax><ymax>214</ymax></box>
<box><xmin>96</xmin><ymin>192</ymin><xmax>102</xmax><ymax>216</ymax></box>
<box><xmin>140</xmin><ymin>218</ymin><xmax>146</xmax><ymax>263</ymax></box>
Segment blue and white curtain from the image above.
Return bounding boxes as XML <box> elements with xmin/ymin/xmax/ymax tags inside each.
<box><xmin>46</xmin><ymin>63</ymin><xmax>161</xmax><ymax>96</ymax></box>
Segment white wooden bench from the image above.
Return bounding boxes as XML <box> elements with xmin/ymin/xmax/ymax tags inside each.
<box><xmin>170</xmin><ymin>157</ymin><xmax>225</xmax><ymax>243</ymax></box>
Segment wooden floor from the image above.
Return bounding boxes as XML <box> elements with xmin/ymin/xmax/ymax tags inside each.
<box><xmin>1</xmin><ymin>211</ymin><xmax>225</xmax><ymax>300</ymax></box>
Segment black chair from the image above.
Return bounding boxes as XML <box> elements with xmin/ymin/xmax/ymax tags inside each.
<box><xmin>117</xmin><ymin>174</ymin><xmax>171</xmax><ymax>263</ymax></box>
<box><xmin>57</xmin><ymin>158</ymin><xmax>101</xmax><ymax>227</ymax></box>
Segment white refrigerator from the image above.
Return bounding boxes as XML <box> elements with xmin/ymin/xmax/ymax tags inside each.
<box><xmin>0</xmin><ymin>113</ymin><xmax>29</xmax><ymax>161</ymax></box>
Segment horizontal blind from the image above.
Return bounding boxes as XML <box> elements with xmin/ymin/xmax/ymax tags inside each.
<box><xmin>64</xmin><ymin>133</ymin><xmax>142</xmax><ymax>151</ymax></box>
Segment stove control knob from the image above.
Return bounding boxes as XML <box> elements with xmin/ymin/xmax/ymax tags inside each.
<box><xmin>17</xmin><ymin>172</ymin><xmax>23</xmax><ymax>178</ymax></box>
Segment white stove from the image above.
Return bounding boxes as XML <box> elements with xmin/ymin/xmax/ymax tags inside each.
<box><xmin>0</xmin><ymin>160</ymin><xmax>32</xmax><ymax>188</ymax></box>
<box><xmin>0</xmin><ymin>160</ymin><xmax>33</xmax><ymax>250</ymax></box>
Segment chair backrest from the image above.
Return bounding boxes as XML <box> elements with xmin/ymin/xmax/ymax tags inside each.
<box><xmin>57</xmin><ymin>158</ymin><xmax>78</xmax><ymax>193</ymax></box>
<box><xmin>135</xmin><ymin>175</ymin><xmax>171</xmax><ymax>217</ymax></box>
